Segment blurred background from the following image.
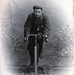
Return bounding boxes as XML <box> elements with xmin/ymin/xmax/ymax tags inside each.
<box><xmin>1</xmin><ymin>0</ymin><xmax>73</xmax><ymax>75</ymax></box>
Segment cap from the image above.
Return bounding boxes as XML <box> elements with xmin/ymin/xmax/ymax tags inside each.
<box><xmin>33</xmin><ymin>6</ymin><xmax>43</xmax><ymax>10</ymax></box>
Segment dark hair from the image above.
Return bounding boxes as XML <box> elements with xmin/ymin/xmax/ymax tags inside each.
<box><xmin>33</xmin><ymin>6</ymin><xmax>43</xmax><ymax>10</ymax></box>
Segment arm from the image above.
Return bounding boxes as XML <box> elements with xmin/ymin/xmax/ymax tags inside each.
<box><xmin>43</xmin><ymin>15</ymin><xmax>50</xmax><ymax>39</ymax></box>
<box><xmin>24</xmin><ymin>15</ymin><xmax>31</xmax><ymax>41</ymax></box>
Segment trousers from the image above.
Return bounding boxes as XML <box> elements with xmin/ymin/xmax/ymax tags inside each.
<box><xmin>27</xmin><ymin>36</ymin><xmax>43</xmax><ymax>64</ymax></box>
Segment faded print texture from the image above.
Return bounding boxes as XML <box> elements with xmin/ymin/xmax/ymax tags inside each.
<box><xmin>1</xmin><ymin>0</ymin><xmax>73</xmax><ymax>75</ymax></box>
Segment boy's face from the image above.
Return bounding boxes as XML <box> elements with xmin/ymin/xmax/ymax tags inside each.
<box><xmin>34</xmin><ymin>9</ymin><xmax>42</xmax><ymax>18</ymax></box>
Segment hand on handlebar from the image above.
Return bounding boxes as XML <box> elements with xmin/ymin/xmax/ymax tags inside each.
<box><xmin>24</xmin><ymin>37</ymin><xmax>28</xmax><ymax>42</ymax></box>
<box><xmin>45</xmin><ymin>38</ymin><xmax>48</xmax><ymax>43</ymax></box>
<box><xmin>43</xmin><ymin>35</ymin><xmax>48</xmax><ymax>43</ymax></box>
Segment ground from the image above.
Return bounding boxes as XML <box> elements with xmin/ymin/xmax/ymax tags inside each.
<box><xmin>2</xmin><ymin>39</ymin><xmax>73</xmax><ymax>75</ymax></box>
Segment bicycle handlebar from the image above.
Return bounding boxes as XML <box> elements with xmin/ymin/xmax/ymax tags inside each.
<box><xmin>26</xmin><ymin>34</ymin><xmax>47</xmax><ymax>38</ymax></box>
<box><xmin>24</xmin><ymin>34</ymin><xmax>48</xmax><ymax>43</ymax></box>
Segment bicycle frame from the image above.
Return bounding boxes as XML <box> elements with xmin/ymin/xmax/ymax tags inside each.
<box><xmin>26</xmin><ymin>34</ymin><xmax>41</xmax><ymax>75</ymax></box>
<box><xmin>26</xmin><ymin>34</ymin><xmax>46</xmax><ymax>75</ymax></box>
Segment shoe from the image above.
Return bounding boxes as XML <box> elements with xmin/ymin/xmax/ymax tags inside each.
<box><xmin>29</xmin><ymin>63</ymin><xmax>34</xmax><ymax>66</ymax></box>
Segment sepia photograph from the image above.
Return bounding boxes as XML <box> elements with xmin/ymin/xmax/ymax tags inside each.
<box><xmin>1</xmin><ymin>0</ymin><xmax>74</xmax><ymax>75</ymax></box>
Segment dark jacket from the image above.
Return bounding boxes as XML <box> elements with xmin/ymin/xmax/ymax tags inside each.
<box><xmin>24</xmin><ymin>13</ymin><xmax>50</xmax><ymax>38</ymax></box>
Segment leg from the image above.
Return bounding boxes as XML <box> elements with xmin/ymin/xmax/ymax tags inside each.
<box><xmin>37</xmin><ymin>46</ymin><xmax>39</xmax><ymax>64</ymax></box>
<box><xmin>27</xmin><ymin>36</ymin><xmax>35</xmax><ymax>66</ymax></box>
<box><xmin>29</xmin><ymin>51</ymin><xmax>34</xmax><ymax>66</ymax></box>
<box><xmin>37</xmin><ymin>38</ymin><xmax>43</xmax><ymax>58</ymax></box>
<box><xmin>29</xmin><ymin>45</ymin><xmax>39</xmax><ymax>66</ymax></box>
